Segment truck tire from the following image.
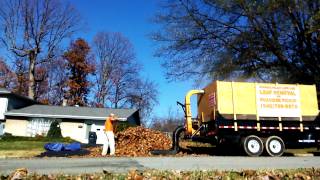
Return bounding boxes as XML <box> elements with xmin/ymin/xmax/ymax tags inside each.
<box><xmin>243</xmin><ymin>135</ymin><xmax>264</xmax><ymax>157</ymax></box>
<box><xmin>265</xmin><ymin>136</ymin><xmax>285</xmax><ymax>157</ymax></box>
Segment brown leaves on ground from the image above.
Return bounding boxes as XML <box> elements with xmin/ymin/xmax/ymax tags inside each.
<box><xmin>9</xmin><ymin>168</ymin><xmax>28</xmax><ymax>180</ymax></box>
<box><xmin>127</xmin><ymin>170</ymin><xmax>144</xmax><ymax>180</ymax></box>
<box><xmin>2</xmin><ymin>168</ymin><xmax>320</xmax><ymax>180</ymax></box>
<box><xmin>86</xmin><ymin>126</ymin><xmax>172</xmax><ymax>157</ymax></box>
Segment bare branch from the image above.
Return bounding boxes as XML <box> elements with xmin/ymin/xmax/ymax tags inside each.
<box><xmin>0</xmin><ymin>0</ymin><xmax>81</xmax><ymax>99</ymax></box>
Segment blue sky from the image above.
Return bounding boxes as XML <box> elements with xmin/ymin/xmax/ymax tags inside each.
<box><xmin>69</xmin><ymin>0</ymin><xmax>201</xmax><ymax>117</ymax></box>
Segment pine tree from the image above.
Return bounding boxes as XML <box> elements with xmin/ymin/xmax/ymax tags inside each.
<box><xmin>47</xmin><ymin>120</ymin><xmax>62</xmax><ymax>138</ymax></box>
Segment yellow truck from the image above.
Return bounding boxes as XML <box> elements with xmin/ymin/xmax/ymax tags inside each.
<box><xmin>153</xmin><ymin>81</ymin><xmax>320</xmax><ymax>156</ymax></box>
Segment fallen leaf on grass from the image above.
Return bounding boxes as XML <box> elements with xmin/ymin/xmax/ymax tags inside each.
<box><xmin>10</xmin><ymin>168</ymin><xmax>28</xmax><ymax>180</ymax></box>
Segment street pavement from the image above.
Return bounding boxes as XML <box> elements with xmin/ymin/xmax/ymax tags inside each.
<box><xmin>1</xmin><ymin>156</ymin><xmax>320</xmax><ymax>174</ymax></box>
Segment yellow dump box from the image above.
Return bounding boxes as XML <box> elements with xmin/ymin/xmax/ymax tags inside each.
<box><xmin>198</xmin><ymin>81</ymin><xmax>319</xmax><ymax>122</ymax></box>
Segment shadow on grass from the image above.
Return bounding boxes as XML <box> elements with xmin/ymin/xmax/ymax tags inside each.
<box><xmin>283</xmin><ymin>151</ymin><xmax>320</xmax><ymax>156</ymax></box>
<box><xmin>180</xmin><ymin>145</ymin><xmax>244</xmax><ymax>156</ymax></box>
<box><xmin>284</xmin><ymin>143</ymin><xmax>320</xmax><ymax>156</ymax></box>
<box><xmin>310</xmin><ymin>152</ymin><xmax>320</xmax><ymax>156</ymax></box>
<box><xmin>36</xmin><ymin>149</ymin><xmax>91</xmax><ymax>157</ymax></box>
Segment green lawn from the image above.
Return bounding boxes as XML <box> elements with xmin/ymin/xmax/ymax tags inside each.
<box><xmin>0</xmin><ymin>136</ymin><xmax>75</xmax><ymax>157</ymax></box>
<box><xmin>0</xmin><ymin>141</ymin><xmax>48</xmax><ymax>151</ymax></box>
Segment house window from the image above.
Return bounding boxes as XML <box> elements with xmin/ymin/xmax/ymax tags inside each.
<box><xmin>26</xmin><ymin>118</ymin><xmax>56</xmax><ymax>137</ymax></box>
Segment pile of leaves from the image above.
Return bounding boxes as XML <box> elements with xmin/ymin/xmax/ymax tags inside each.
<box><xmin>87</xmin><ymin>126</ymin><xmax>172</xmax><ymax>157</ymax></box>
<box><xmin>3</xmin><ymin>168</ymin><xmax>320</xmax><ymax>180</ymax></box>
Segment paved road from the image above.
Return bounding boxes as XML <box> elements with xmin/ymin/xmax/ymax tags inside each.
<box><xmin>1</xmin><ymin>157</ymin><xmax>320</xmax><ymax>174</ymax></box>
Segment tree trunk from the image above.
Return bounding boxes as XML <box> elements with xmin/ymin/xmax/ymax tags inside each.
<box><xmin>28</xmin><ymin>51</ymin><xmax>36</xmax><ymax>100</ymax></box>
<box><xmin>114</xmin><ymin>86</ymin><xmax>119</xmax><ymax>109</ymax></box>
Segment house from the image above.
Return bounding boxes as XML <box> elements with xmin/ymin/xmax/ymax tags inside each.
<box><xmin>0</xmin><ymin>88</ymin><xmax>38</xmax><ymax>135</ymax></box>
<box><xmin>4</xmin><ymin>105</ymin><xmax>140</xmax><ymax>144</ymax></box>
<box><xmin>0</xmin><ymin>88</ymin><xmax>140</xmax><ymax>144</ymax></box>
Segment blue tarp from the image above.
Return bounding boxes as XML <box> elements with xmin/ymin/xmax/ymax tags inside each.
<box><xmin>44</xmin><ymin>142</ymin><xmax>81</xmax><ymax>152</ymax></box>
<box><xmin>64</xmin><ymin>142</ymin><xmax>81</xmax><ymax>151</ymax></box>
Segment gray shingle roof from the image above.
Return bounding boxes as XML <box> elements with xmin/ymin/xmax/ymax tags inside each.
<box><xmin>5</xmin><ymin>105</ymin><xmax>137</xmax><ymax>120</ymax></box>
<box><xmin>0</xmin><ymin>88</ymin><xmax>38</xmax><ymax>104</ymax></box>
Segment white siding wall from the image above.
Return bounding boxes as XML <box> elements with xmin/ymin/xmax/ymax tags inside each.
<box><xmin>0</xmin><ymin>98</ymin><xmax>8</xmax><ymax>120</ymax></box>
<box><xmin>60</xmin><ymin>122</ymin><xmax>87</xmax><ymax>143</ymax></box>
<box><xmin>5</xmin><ymin>119</ymin><xmax>28</xmax><ymax>136</ymax></box>
<box><xmin>26</xmin><ymin>118</ymin><xmax>51</xmax><ymax>137</ymax></box>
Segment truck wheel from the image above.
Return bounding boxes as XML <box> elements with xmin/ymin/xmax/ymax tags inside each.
<box><xmin>265</xmin><ymin>136</ymin><xmax>285</xmax><ymax>157</ymax></box>
<box><xmin>243</xmin><ymin>135</ymin><xmax>264</xmax><ymax>157</ymax></box>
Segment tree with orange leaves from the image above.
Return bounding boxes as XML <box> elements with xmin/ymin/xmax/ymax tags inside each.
<box><xmin>64</xmin><ymin>38</ymin><xmax>95</xmax><ymax>106</ymax></box>
<box><xmin>0</xmin><ymin>58</ymin><xmax>17</xmax><ymax>90</ymax></box>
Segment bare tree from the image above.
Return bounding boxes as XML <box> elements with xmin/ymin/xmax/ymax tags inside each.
<box><xmin>0</xmin><ymin>0</ymin><xmax>80</xmax><ymax>100</ymax></box>
<box><xmin>126</xmin><ymin>79</ymin><xmax>158</xmax><ymax>121</ymax></box>
<box><xmin>46</xmin><ymin>57</ymin><xmax>68</xmax><ymax>105</ymax></box>
<box><xmin>109</xmin><ymin>61</ymin><xmax>141</xmax><ymax>109</ymax></box>
<box><xmin>13</xmin><ymin>58</ymin><xmax>29</xmax><ymax>96</ymax></box>
<box><xmin>93</xmin><ymin>32</ymin><xmax>139</xmax><ymax>108</ymax></box>
<box><xmin>152</xmin><ymin>0</ymin><xmax>320</xmax><ymax>86</ymax></box>
<box><xmin>149</xmin><ymin>107</ymin><xmax>184</xmax><ymax>132</ymax></box>
<box><xmin>34</xmin><ymin>65</ymin><xmax>49</xmax><ymax>104</ymax></box>
<box><xmin>92</xmin><ymin>32</ymin><xmax>158</xmax><ymax>120</ymax></box>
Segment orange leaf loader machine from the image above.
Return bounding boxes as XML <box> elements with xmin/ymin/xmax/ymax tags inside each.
<box><xmin>152</xmin><ymin>81</ymin><xmax>320</xmax><ymax>156</ymax></box>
